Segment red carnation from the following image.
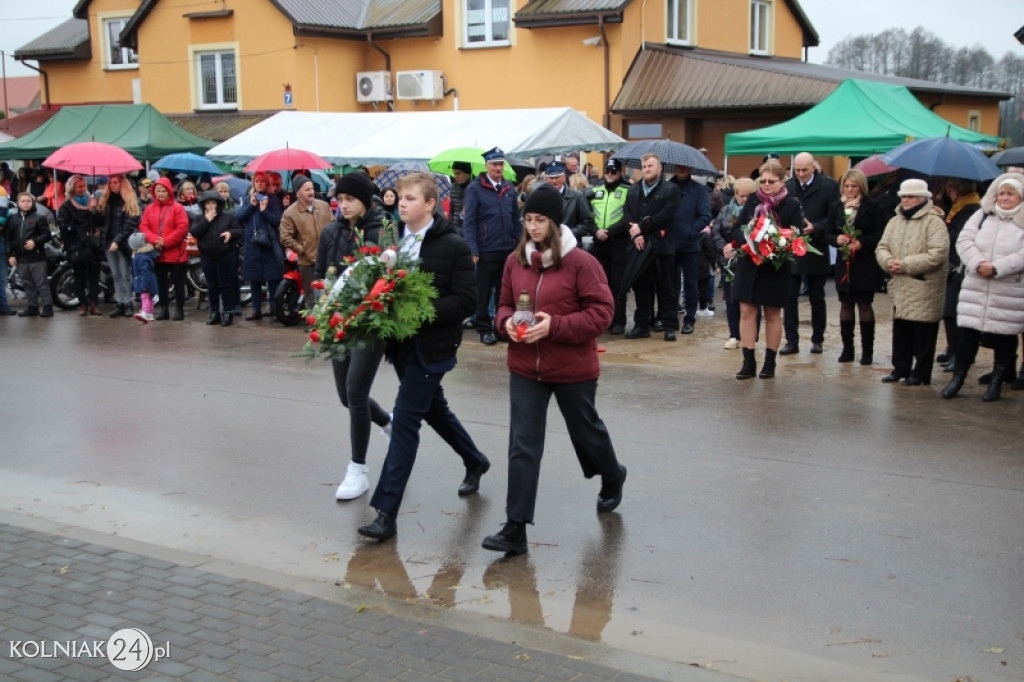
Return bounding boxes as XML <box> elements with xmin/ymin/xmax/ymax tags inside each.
<box><xmin>334</xmin><ymin>330</ymin><xmax>346</xmax><ymax>341</ymax></box>
<box><xmin>311</xmin><ymin>279</ymin><xmax>325</xmax><ymax>290</ymax></box>
<box><xmin>309</xmin><ymin>330</ymin><xmax>320</xmax><ymax>343</ymax></box>
<box><xmin>306</xmin><ymin>315</ymin><xmax>316</xmax><ymax>326</ymax></box>
<box><xmin>396</xmin><ymin>270</ymin><xmax>407</xmax><ymax>279</ymax></box>
<box><xmin>371</xmin><ymin>301</ymin><xmax>385</xmax><ymax>312</ymax></box>
<box><xmin>329</xmin><ymin>312</ymin><xmax>342</xmax><ymax>328</ymax></box>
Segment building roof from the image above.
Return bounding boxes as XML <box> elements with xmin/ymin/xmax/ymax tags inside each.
<box><xmin>611</xmin><ymin>45</ymin><xmax>1011</xmax><ymax>114</ymax></box>
<box><xmin>13</xmin><ymin>18</ymin><xmax>90</xmax><ymax>62</ymax></box>
<box><xmin>514</xmin><ymin>0</ymin><xmax>818</xmax><ymax>45</ymax></box>
<box><xmin>122</xmin><ymin>0</ymin><xmax>441</xmax><ymax>48</ymax></box>
<box><xmin>164</xmin><ymin>112</ymin><xmax>279</xmax><ymax>144</ymax></box>
<box><xmin>0</xmin><ymin>107</ymin><xmax>63</xmax><ymax>139</ymax></box>
<box><xmin>514</xmin><ymin>0</ymin><xmax>631</xmax><ymax>27</ymax></box>
<box><xmin>0</xmin><ymin>77</ymin><xmax>42</xmax><ymax>115</ymax></box>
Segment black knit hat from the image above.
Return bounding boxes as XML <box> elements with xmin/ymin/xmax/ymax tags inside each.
<box><xmin>523</xmin><ymin>184</ymin><xmax>563</xmax><ymax>225</ymax></box>
<box><xmin>333</xmin><ymin>172</ymin><xmax>376</xmax><ymax>209</ymax></box>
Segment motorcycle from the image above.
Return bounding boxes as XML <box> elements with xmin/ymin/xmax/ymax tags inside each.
<box><xmin>274</xmin><ymin>247</ymin><xmax>305</xmax><ymax>326</ymax></box>
<box><xmin>6</xmin><ymin>240</ymin><xmax>65</xmax><ymax>301</ymax></box>
<box><xmin>179</xmin><ymin>235</ymin><xmax>253</xmax><ymax>308</ymax></box>
<box><xmin>49</xmin><ymin>248</ymin><xmax>114</xmax><ymax>310</ymax></box>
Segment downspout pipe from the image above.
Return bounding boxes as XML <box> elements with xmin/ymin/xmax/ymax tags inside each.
<box><xmin>21</xmin><ymin>61</ymin><xmax>51</xmax><ymax>111</ymax></box>
<box><xmin>365</xmin><ymin>34</ymin><xmax>393</xmax><ymax>111</ymax></box>
<box><xmin>600</xmin><ymin>14</ymin><xmax>610</xmax><ymax>131</ymax></box>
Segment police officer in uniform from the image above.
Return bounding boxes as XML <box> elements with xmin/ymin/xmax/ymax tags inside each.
<box><xmin>590</xmin><ymin>158</ymin><xmax>632</xmax><ymax>334</ymax></box>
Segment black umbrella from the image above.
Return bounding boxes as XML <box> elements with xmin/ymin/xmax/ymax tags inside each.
<box><xmin>992</xmin><ymin>145</ymin><xmax>1024</xmax><ymax>167</ymax></box>
<box><xmin>618</xmin><ymin>227</ymin><xmax>667</xmax><ymax>299</ymax></box>
<box><xmin>612</xmin><ymin>139</ymin><xmax>718</xmax><ymax>176</ymax></box>
<box><xmin>880</xmin><ymin>137</ymin><xmax>1001</xmax><ymax>182</ymax></box>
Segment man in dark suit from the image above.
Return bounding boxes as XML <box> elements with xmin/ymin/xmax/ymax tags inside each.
<box><xmin>622</xmin><ymin>154</ymin><xmax>681</xmax><ymax>341</ymax></box>
<box><xmin>781</xmin><ymin>152</ymin><xmax>839</xmax><ymax>355</ymax></box>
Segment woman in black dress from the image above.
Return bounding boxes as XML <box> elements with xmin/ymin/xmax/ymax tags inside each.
<box><xmin>724</xmin><ymin>159</ymin><xmax>805</xmax><ymax>380</ymax></box>
<box><xmin>826</xmin><ymin>169</ymin><xmax>888</xmax><ymax>365</ymax></box>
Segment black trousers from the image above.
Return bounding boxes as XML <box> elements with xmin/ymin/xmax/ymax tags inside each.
<box><xmin>156</xmin><ymin>262</ymin><xmax>187</xmax><ymax>311</ymax></box>
<box><xmin>891</xmin><ymin>318</ymin><xmax>940</xmax><ymax>383</ymax></box>
<box><xmin>594</xmin><ymin>238</ymin><xmax>627</xmax><ymax>327</ymax></box>
<box><xmin>633</xmin><ymin>254</ymin><xmax>677</xmax><ymax>331</ymax></box>
<box><xmin>505</xmin><ymin>373</ymin><xmax>621</xmax><ymax>524</ymax></box>
<box><xmin>474</xmin><ymin>251</ymin><xmax>509</xmax><ymax>334</ymax></box>
<box><xmin>72</xmin><ymin>260</ymin><xmax>101</xmax><ymax>305</ymax></box>
<box><xmin>953</xmin><ymin>329</ymin><xmax>1019</xmax><ymax>374</ymax></box>
<box><xmin>200</xmin><ymin>252</ymin><xmax>239</xmax><ymax>312</ymax></box>
<box><xmin>674</xmin><ymin>250</ymin><xmax>699</xmax><ymax>326</ymax></box>
<box><xmin>784</xmin><ymin>273</ymin><xmax>827</xmax><ymax>345</ymax></box>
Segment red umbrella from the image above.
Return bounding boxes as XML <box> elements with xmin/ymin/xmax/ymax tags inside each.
<box><xmin>244</xmin><ymin>147</ymin><xmax>332</xmax><ymax>173</ymax></box>
<box><xmin>853</xmin><ymin>154</ymin><xmax>899</xmax><ymax>177</ymax></box>
<box><xmin>42</xmin><ymin>141</ymin><xmax>143</xmax><ymax>175</ymax></box>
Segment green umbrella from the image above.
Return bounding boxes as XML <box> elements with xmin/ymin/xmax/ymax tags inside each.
<box><xmin>427</xmin><ymin>147</ymin><xmax>516</xmax><ymax>181</ymax></box>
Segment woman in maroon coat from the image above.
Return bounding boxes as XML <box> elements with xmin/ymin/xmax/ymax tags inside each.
<box><xmin>139</xmin><ymin>177</ymin><xmax>190</xmax><ymax>320</ymax></box>
<box><xmin>482</xmin><ymin>185</ymin><xmax>626</xmax><ymax>556</ymax></box>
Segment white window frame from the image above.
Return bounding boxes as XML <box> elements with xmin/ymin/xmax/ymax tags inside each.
<box><xmin>463</xmin><ymin>0</ymin><xmax>511</xmax><ymax>48</ymax></box>
<box><xmin>667</xmin><ymin>0</ymin><xmax>694</xmax><ymax>46</ymax></box>
<box><xmin>191</xmin><ymin>46</ymin><xmax>239</xmax><ymax>111</ymax></box>
<box><xmin>968</xmin><ymin>110</ymin><xmax>981</xmax><ymax>132</ymax></box>
<box><xmin>749</xmin><ymin>0</ymin><xmax>772</xmax><ymax>55</ymax></box>
<box><xmin>100</xmin><ymin>14</ymin><xmax>137</xmax><ymax>70</ymax></box>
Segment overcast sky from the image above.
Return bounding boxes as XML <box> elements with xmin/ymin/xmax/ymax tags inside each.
<box><xmin>1</xmin><ymin>0</ymin><xmax>1021</xmax><ymax>78</ymax></box>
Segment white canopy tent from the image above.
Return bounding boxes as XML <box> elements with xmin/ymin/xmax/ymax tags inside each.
<box><xmin>205</xmin><ymin>108</ymin><xmax>626</xmax><ymax>166</ymax></box>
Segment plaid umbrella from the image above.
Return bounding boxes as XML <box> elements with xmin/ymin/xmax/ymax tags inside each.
<box><xmin>374</xmin><ymin>162</ymin><xmax>451</xmax><ymax>200</ymax></box>
<box><xmin>612</xmin><ymin>139</ymin><xmax>718</xmax><ymax>176</ymax></box>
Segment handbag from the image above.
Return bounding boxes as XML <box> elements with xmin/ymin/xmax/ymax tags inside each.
<box><xmin>252</xmin><ymin>224</ymin><xmax>273</xmax><ymax>248</ymax></box>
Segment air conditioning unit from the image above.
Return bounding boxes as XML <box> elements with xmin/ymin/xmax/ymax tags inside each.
<box><xmin>395</xmin><ymin>70</ymin><xmax>444</xmax><ymax>101</ymax></box>
<box><xmin>356</xmin><ymin>71</ymin><xmax>392</xmax><ymax>103</ymax></box>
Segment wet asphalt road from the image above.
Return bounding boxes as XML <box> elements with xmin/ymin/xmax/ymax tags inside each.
<box><xmin>1</xmin><ymin>292</ymin><xmax>1022</xmax><ymax>682</ymax></box>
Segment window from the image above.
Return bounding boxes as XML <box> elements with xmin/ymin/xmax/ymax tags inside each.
<box><xmin>750</xmin><ymin>0</ymin><xmax>771</xmax><ymax>55</ymax></box>
<box><xmin>968</xmin><ymin>111</ymin><xmax>981</xmax><ymax>131</ymax></box>
<box><xmin>196</xmin><ymin>51</ymin><xmax>237</xmax><ymax>110</ymax></box>
<box><xmin>104</xmin><ymin>17</ymin><xmax>137</xmax><ymax>69</ymax></box>
<box><xmin>464</xmin><ymin>0</ymin><xmax>510</xmax><ymax>47</ymax></box>
<box><xmin>667</xmin><ymin>0</ymin><xmax>692</xmax><ymax>45</ymax></box>
<box><xmin>627</xmin><ymin>122</ymin><xmax>663</xmax><ymax>139</ymax></box>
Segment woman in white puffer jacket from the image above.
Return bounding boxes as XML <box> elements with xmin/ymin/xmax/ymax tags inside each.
<box><xmin>941</xmin><ymin>173</ymin><xmax>1024</xmax><ymax>401</ymax></box>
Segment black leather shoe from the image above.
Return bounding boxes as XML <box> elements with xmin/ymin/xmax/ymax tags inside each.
<box><xmin>778</xmin><ymin>342</ymin><xmax>799</xmax><ymax>355</ymax></box>
<box><xmin>624</xmin><ymin>327</ymin><xmax>650</xmax><ymax>339</ymax></box>
<box><xmin>480</xmin><ymin>332</ymin><xmax>497</xmax><ymax>345</ymax></box>
<box><xmin>810</xmin><ymin>343</ymin><xmax>823</xmax><ymax>354</ymax></box>
<box><xmin>482</xmin><ymin>521</ymin><xmax>528</xmax><ymax>555</ymax></box>
<box><xmin>458</xmin><ymin>455</ymin><xmax>490</xmax><ymax>496</ymax></box>
<box><xmin>902</xmin><ymin>377</ymin><xmax>927</xmax><ymax>386</ymax></box>
<box><xmin>597</xmin><ymin>465</ymin><xmax>627</xmax><ymax>513</ymax></box>
<box><xmin>221</xmin><ymin>312</ymin><xmax>233</xmax><ymax>327</ymax></box>
<box><xmin>651</xmin><ymin>320</ymin><xmax>665</xmax><ymax>332</ymax></box>
<box><xmin>936</xmin><ymin>351</ymin><xmax>951</xmax><ymax>364</ymax></box>
<box><xmin>172</xmin><ymin>307</ymin><xmax>185</xmax><ymax>321</ymax></box>
<box><xmin>206</xmin><ymin>312</ymin><xmax>221</xmax><ymax>326</ymax></box>
<box><xmin>244</xmin><ymin>311</ymin><xmax>263</xmax><ymax>321</ymax></box>
<box><xmin>681</xmin><ymin>323</ymin><xmax>694</xmax><ymax>334</ymax></box>
<box><xmin>608</xmin><ymin>323</ymin><xmax>625</xmax><ymax>335</ymax></box>
<box><xmin>155</xmin><ymin>308</ymin><xmax>170</xmax><ymax>321</ymax></box>
<box><xmin>358</xmin><ymin>512</ymin><xmax>396</xmax><ymax>540</ymax></box>
<box><xmin>664</xmin><ymin>330</ymin><xmax>677</xmax><ymax>341</ymax></box>
<box><xmin>881</xmin><ymin>373</ymin><xmax>904</xmax><ymax>383</ymax></box>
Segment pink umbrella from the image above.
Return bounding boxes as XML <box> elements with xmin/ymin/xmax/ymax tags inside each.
<box><xmin>244</xmin><ymin>147</ymin><xmax>332</xmax><ymax>173</ymax></box>
<box><xmin>43</xmin><ymin>141</ymin><xmax>143</xmax><ymax>175</ymax></box>
<box><xmin>853</xmin><ymin>154</ymin><xmax>898</xmax><ymax>177</ymax></box>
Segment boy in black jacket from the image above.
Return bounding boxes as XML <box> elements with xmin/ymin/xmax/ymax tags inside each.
<box><xmin>5</xmin><ymin>193</ymin><xmax>54</xmax><ymax>317</ymax></box>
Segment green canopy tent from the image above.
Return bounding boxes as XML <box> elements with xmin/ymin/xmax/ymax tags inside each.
<box><xmin>724</xmin><ymin>79</ymin><xmax>1002</xmax><ymax>159</ymax></box>
<box><xmin>0</xmin><ymin>103</ymin><xmax>215</xmax><ymax>161</ymax></box>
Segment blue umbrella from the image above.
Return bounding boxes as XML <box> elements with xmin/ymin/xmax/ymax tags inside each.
<box><xmin>212</xmin><ymin>175</ymin><xmax>252</xmax><ymax>201</ymax></box>
<box><xmin>880</xmin><ymin>137</ymin><xmax>1001</xmax><ymax>182</ymax></box>
<box><xmin>153</xmin><ymin>152</ymin><xmax>222</xmax><ymax>176</ymax></box>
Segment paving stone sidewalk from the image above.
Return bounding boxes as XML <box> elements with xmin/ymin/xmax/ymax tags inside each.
<box><xmin>0</xmin><ymin>518</ymin><xmax>729</xmax><ymax>682</ymax></box>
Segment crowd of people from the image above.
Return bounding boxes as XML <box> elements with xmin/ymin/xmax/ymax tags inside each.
<box><xmin>3</xmin><ymin>149</ymin><xmax>1024</xmax><ymax>553</ymax></box>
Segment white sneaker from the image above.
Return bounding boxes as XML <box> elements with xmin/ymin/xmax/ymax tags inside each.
<box><xmin>379</xmin><ymin>413</ymin><xmax>393</xmax><ymax>442</ymax></box>
<box><xmin>335</xmin><ymin>461</ymin><xmax>369</xmax><ymax>500</ymax></box>
<box><xmin>696</xmin><ymin>308</ymin><xmax>714</xmax><ymax>317</ymax></box>
<box><xmin>723</xmin><ymin>337</ymin><xmax>740</xmax><ymax>349</ymax></box>
<box><xmin>135</xmin><ymin>310</ymin><xmax>154</xmax><ymax>323</ymax></box>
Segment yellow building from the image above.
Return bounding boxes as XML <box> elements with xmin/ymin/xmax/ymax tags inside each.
<box><xmin>15</xmin><ymin>0</ymin><xmax>1007</xmax><ymax>169</ymax></box>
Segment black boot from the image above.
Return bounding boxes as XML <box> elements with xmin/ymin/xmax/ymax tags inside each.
<box><xmin>18</xmin><ymin>305</ymin><xmax>40</xmax><ymax>317</ymax></box>
<box><xmin>859</xmin><ymin>321</ymin><xmax>874</xmax><ymax>365</ymax></box>
<box><xmin>206</xmin><ymin>311</ymin><xmax>221</xmax><ymax>325</ymax></box>
<box><xmin>1013</xmin><ymin>366</ymin><xmax>1024</xmax><ymax>391</ymax></box>
<box><xmin>123</xmin><ymin>303</ymin><xmax>133</xmax><ymax>317</ymax></box>
<box><xmin>172</xmin><ymin>306</ymin><xmax>185</xmax><ymax>321</ymax></box>
<box><xmin>39</xmin><ymin>305</ymin><xmax>54</xmax><ymax>318</ymax></box>
<box><xmin>941</xmin><ymin>371</ymin><xmax>967</xmax><ymax>399</ymax></box>
<box><xmin>221</xmin><ymin>312</ymin><xmax>233</xmax><ymax>327</ymax></box>
<box><xmin>597</xmin><ymin>465</ymin><xmax>627</xmax><ymax>513</ymax></box>
<box><xmin>736</xmin><ymin>347</ymin><xmax>757</xmax><ymax>380</ymax></box>
<box><xmin>838</xmin><ymin>320</ymin><xmax>855</xmax><ymax>362</ymax></box>
<box><xmin>983</xmin><ymin>366</ymin><xmax>1008</xmax><ymax>402</ymax></box>
<box><xmin>155</xmin><ymin>305</ymin><xmax>170</xmax><ymax>321</ymax></box>
<box><xmin>482</xmin><ymin>520</ymin><xmax>528</xmax><ymax>555</ymax></box>
<box><xmin>109</xmin><ymin>304</ymin><xmax>125</xmax><ymax>318</ymax></box>
<box><xmin>759</xmin><ymin>348</ymin><xmax>777</xmax><ymax>378</ymax></box>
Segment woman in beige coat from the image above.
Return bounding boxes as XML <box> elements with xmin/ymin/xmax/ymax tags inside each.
<box><xmin>941</xmin><ymin>173</ymin><xmax>1024</xmax><ymax>401</ymax></box>
<box><xmin>875</xmin><ymin>179</ymin><xmax>950</xmax><ymax>386</ymax></box>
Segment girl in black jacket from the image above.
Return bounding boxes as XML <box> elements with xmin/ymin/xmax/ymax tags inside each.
<box><xmin>190</xmin><ymin>190</ymin><xmax>243</xmax><ymax>325</ymax></box>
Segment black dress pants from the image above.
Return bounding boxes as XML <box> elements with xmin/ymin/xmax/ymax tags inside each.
<box><xmin>891</xmin><ymin>318</ymin><xmax>940</xmax><ymax>383</ymax></box>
